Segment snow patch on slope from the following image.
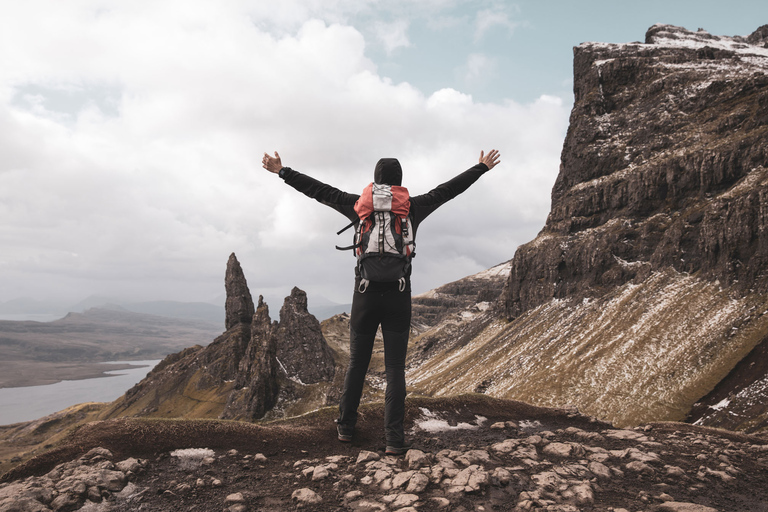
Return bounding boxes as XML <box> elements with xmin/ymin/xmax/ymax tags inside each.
<box><xmin>412</xmin><ymin>407</ymin><xmax>487</xmax><ymax>433</ymax></box>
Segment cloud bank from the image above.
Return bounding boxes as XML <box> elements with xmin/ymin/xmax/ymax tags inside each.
<box><xmin>0</xmin><ymin>1</ymin><xmax>569</xmax><ymax>309</ymax></box>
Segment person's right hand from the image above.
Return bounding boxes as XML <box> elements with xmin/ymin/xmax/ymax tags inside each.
<box><xmin>479</xmin><ymin>149</ymin><xmax>501</xmax><ymax>170</ymax></box>
<box><xmin>263</xmin><ymin>151</ymin><xmax>283</xmax><ymax>174</ymax></box>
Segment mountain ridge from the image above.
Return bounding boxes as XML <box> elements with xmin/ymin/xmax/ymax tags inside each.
<box><xmin>389</xmin><ymin>24</ymin><xmax>768</xmax><ymax>435</ymax></box>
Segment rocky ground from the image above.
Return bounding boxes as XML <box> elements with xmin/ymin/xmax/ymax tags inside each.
<box><xmin>1</xmin><ymin>396</ymin><xmax>767</xmax><ymax>512</ymax></box>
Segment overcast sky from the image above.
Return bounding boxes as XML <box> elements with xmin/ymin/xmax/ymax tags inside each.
<box><xmin>1</xmin><ymin>0</ymin><xmax>765</xmax><ymax>311</ymax></box>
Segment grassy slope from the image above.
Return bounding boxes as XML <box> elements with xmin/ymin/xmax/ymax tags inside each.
<box><xmin>408</xmin><ymin>268</ymin><xmax>768</xmax><ymax>430</ymax></box>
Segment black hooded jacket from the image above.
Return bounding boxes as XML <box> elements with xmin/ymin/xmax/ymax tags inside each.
<box><xmin>278</xmin><ymin>162</ymin><xmax>489</xmax><ymax>236</ymax></box>
<box><xmin>277</xmin><ymin>161</ymin><xmax>490</xmax><ymax>288</ymax></box>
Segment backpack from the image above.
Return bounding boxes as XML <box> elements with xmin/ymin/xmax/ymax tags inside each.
<box><xmin>336</xmin><ymin>183</ymin><xmax>415</xmax><ymax>291</ymax></box>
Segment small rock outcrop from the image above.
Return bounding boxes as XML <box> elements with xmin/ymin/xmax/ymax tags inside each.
<box><xmin>0</xmin><ymin>447</ymin><xmax>146</xmax><ymax>512</ymax></box>
<box><xmin>745</xmin><ymin>23</ymin><xmax>768</xmax><ymax>46</ymax></box>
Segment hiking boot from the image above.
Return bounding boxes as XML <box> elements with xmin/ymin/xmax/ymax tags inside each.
<box><xmin>385</xmin><ymin>443</ymin><xmax>412</xmax><ymax>456</ymax></box>
<box><xmin>336</xmin><ymin>424</ymin><xmax>353</xmax><ymax>443</ymax></box>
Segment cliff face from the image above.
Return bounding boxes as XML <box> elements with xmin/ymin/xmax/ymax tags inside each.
<box><xmin>408</xmin><ymin>25</ymin><xmax>768</xmax><ymax>433</ymax></box>
<box><xmin>506</xmin><ymin>24</ymin><xmax>768</xmax><ymax>318</ymax></box>
<box><xmin>101</xmin><ymin>254</ymin><xmax>337</xmax><ymax>422</ymax></box>
<box><xmin>411</xmin><ymin>262</ymin><xmax>510</xmax><ymax>329</ymax></box>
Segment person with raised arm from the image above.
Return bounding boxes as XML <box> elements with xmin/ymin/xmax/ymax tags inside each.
<box><xmin>263</xmin><ymin>149</ymin><xmax>501</xmax><ymax>455</ymax></box>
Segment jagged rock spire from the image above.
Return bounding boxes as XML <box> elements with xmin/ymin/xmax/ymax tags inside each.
<box><xmin>221</xmin><ymin>287</ymin><xmax>335</xmax><ymax>420</ymax></box>
<box><xmin>224</xmin><ymin>253</ymin><xmax>255</xmax><ymax>330</ymax></box>
<box><xmin>221</xmin><ymin>295</ymin><xmax>280</xmax><ymax>420</ymax></box>
<box><xmin>276</xmin><ymin>287</ymin><xmax>336</xmax><ymax>385</ymax></box>
<box><xmin>108</xmin><ymin>255</ymin><xmax>337</xmax><ymax>423</ymax></box>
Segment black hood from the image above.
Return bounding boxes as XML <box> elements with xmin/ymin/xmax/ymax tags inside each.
<box><xmin>374</xmin><ymin>158</ymin><xmax>402</xmax><ymax>186</ymax></box>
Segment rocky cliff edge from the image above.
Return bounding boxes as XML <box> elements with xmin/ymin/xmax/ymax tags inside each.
<box><xmin>408</xmin><ymin>25</ymin><xmax>768</xmax><ymax>433</ymax></box>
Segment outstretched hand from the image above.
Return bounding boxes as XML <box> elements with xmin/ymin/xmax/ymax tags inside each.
<box><xmin>262</xmin><ymin>151</ymin><xmax>283</xmax><ymax>174</ymax></box>
<box><xmin>479</xmin><ymin>149</ymin><xmax>501</xmax><ymax>170</ymax></box>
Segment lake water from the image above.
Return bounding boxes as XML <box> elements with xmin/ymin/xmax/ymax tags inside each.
<box><xmin>0</xmin><ymin>360</ymin><xmax>161</xmax><ymax>425</ymax></box>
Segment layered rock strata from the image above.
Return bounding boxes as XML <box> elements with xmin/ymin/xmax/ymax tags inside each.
<box><xmin>408</xmin><ymin>25</ymin><xmax>768</xmax><ymax>432</ymax></box>
<box><xmin>505</xmin><ymin>24</ymin><xmax>768</xmax><ymax>318</ymax></box>
<box><xmin>411</xmin><ymin>262</ymin><xmax>511</xmax><ymax>329</ymax></box>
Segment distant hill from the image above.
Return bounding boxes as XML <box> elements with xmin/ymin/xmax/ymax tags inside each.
<box><xmin>0</xmin><ymin>295</ymin><xmax>348</xmax><ymax>325</ymax></box>
<box><xmin>0</xmin><ymin>307</ymin><xmax>221</xmax><ymax>388</ymax></box>
<box><xmin>0</xmin><ymin>296</ymin><xmax>225</xmax><ymax>326</ymax></box>
<box><xmin>118</xmin><ymin>301</ymin><xmax>224</xmax><ymax>326</ymax></box>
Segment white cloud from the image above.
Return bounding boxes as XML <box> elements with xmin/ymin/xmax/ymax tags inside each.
<box><xmin>461</xmin><ymin>53</ymin><xmax>498</xmax><ymax>83</ymax></box>
<box><xmin>373</xmin><ymin>19</ymin><xmax>411</xmax><ymax>55</ymax></box>
<box><xmin>474</xmin><ymin>7</ymin><xmax>522</xmax><ymax>41</ymax></box>
<box><xmin>0</xmin><ymin>0</ymin><xmax>568</xmax><ymax>309</ymax></box>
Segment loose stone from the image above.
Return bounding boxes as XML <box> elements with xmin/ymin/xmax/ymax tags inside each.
<box><xmin>405</xmin><ymin>473</ymin><xmax>429</xmax><ymax>493</ymax></box>
<box><xmin>312</xmin><ymin>466</ymin><xmax>330</xmax><ymax>481</ymax></box>
<box><xmin>491</xmin><ymin>439</ymin><xmax>520</xmax><ymax>453</ymax></box>
<box><xmin>392</xmin><ymin>471</ymin><xmax>414</xmax><ymax>489</ymax></box>
<box><xmin>345</xmin><ymin>490</ymin><xmax>363</xmax><ymax>501</ymax></box>
<box><xmin>625</xmin><ymin>461</ymin><xmax>654</xmax><ymax>474</ymax></box>
<box><xmin>357</xmin><ymin>451</ymin><xmax>380</xmax><ymax>464</ymax></box>
<box><xmin>405</xmin><ymin>449</ymin><xmax>429</xmax><ymax>469</ymax></box>
<box><xmin>658</xmin><ymin>502</ymin><xmax>719</xmax><ymax>512</ymax></box>
<box><xmin>429</xmin><ymin>496</ymin><xmax>451</xmax><ymax>509</ymax></box>
<box><xmin>291</xmin><ymin>488</ymin><xmax>322</xmax><ymax>505</ymax></box>
<box><xmin>543</xmin><ymin>442</ymin><xmax>573</xmax><ymax>458</ymax></box>
<box><xmin>391</xmin><ymin>493</ymin><xmax>419</xmax><ymax>508</ymax></box>
<box><xmin>225</xmin><ymin>492</ymin><xmax>246</xmax><ymax>504</ymax></box>
<box><xmin>349</xmin><ymin>499</ymin><xmax>387</xmax><ymax>511</ymax></box>
<box><xmin>588</xmin><ymin>461</ymin><xmax>612</xmax><ymax>479</ymax></box>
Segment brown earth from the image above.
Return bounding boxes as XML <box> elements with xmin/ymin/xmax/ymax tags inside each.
<box><xmin>2</xmin><ymin>395</ymin><xmax>768</xmax><ymax>511</ymax></box>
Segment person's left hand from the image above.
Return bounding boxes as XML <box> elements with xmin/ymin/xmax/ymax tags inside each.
<box><xmin>263</xmin><ymin>151</ymin><xmax>283</xmax><ymax>174</ymax></box>
<box><xmin>479</xmin><ymin>149</ymin><xmax>501</xmax><ymax>170</ymax></box>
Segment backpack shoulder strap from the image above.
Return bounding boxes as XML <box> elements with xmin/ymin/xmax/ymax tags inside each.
<box><xmin>337</xmin><ymin>183</ymin><xmax>373</xmax><ymax>251</ymax></box>
<box><xmin>354</xmin><ymin>183</ymin><xmax>375</xmax><ymax>219</ymax></box>
<box><xmin>389</xmin><ymin>186</ymin><xmax>410</xmax><ymax>216</ymax></box>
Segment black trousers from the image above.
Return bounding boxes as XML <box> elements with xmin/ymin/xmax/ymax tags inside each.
<box><xmin>337</xmin><ymin>287</ymin><xmax>411</xmax><ymax>446</ymax></box>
